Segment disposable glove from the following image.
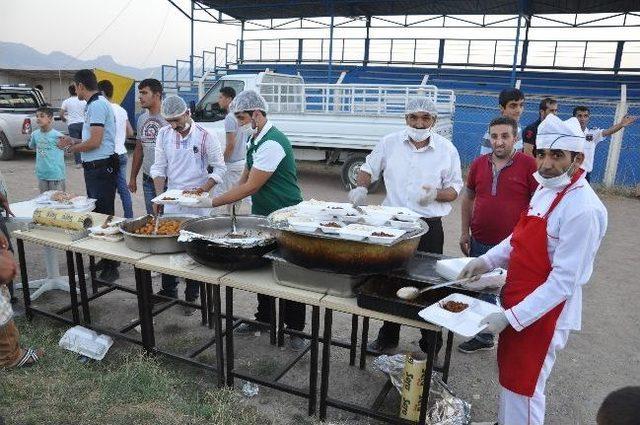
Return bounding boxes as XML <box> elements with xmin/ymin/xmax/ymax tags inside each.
<box><xmin>481</xmin><ymin>311</ymin><xmax>509</xmax><ymax>334</ymax></box>
<box><xmin>418</xmin><ymin>185</ymin><xmax>438</xmax><ymax>206</ymax></box>
<box><xmin>348</xmin><ymin>186</ymin><xmax>368</xmax><ymax>206</ymax></box>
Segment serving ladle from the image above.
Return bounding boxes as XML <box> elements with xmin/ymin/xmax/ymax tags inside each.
<box><xmin>396</xmin><ymin>277</ymin><xmax>475</xmax><ymax>300</ymax></box>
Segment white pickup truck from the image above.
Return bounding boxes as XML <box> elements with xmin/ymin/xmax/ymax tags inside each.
<box><xmin>192</xmin><ymin>71</ymin><xmax>455</xmax><ymax>190</ymax></box>
<box><xmin>0</xmin><ymin>85</ymin><xmax>66</xmax><ymax>160</ymax></box>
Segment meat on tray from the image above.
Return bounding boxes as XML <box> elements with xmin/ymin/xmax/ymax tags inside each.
<box><xmin>441</xmin><ymin>300</ymin><xmax>468</xmax><ymax>313</ymax></box>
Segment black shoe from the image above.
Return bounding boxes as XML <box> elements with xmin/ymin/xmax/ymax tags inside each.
<box><xmin>98</xmin><ymin>266</ymin><xmax>119</xmax><ymax>283</ymax></box>
<box><xmin>367</xmin><ymin>338</ymin><xmax>398</xmax><ymax>354</ymax></box>
<box><xmin>152</xmin><ymin>289</ymin><xmax>178</xmax><ymax>304</ymax></box>
<box><xmin>458</xmin><ymin>338</ymin><xmax>495</xmax><ymax>353</ymax></box>
<box><xmin>234</xmin><ymin>322</ymin><xmax>267</xmax><ymax>336</ymax></box>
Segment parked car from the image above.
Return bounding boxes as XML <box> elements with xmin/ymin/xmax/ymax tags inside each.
<box><xmin>0</xmin><ymin>85</ymin><xmax>67</xmax><ymax>160</ymax></box>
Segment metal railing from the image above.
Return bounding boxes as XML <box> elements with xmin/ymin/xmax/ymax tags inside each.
<box><xmin>239</xmin><ymin>37</ymin><xmax>640</xmax><ymax>73</ymax></box>
<box><xmin>255</xmin><ymin>81</ymin><xmax>455</xmax><ymax>118</ymax></box>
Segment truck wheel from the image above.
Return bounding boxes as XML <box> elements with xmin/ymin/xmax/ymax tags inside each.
<box><xmin>0</xmin><ymin>133</ymin><xmax>15</xmax><ymax>161</ymax></box>
<box><xmin>341</xmin><ymin>154</ymin><xmax>382</xmax><ymax>193</ymax></box>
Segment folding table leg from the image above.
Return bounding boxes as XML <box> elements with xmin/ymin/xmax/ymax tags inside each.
<box><xmin>442</xmin><ymin>330</ymin><xmax>454</xmax><ymax>383</ymax></box>
<box><xmin>225</xmin><ymin>286</ymin><xmax>235</xmax><ymax>387</ymax></box>
<box><xmin>74</xmin><ymin>253</ymin><xmax>91</xmax><ymax>325</ymax></box>
<box><xmin>207</xmin><ymin>283</ymin><xmax>214</xmax><ymax>329</ymax></box>
<box><xmin>211</xmin><ymin>284</ymin><xmax>225</xmax><ymax>387</ymax></box>
<box><xmin>359</xmin><ymin>316</ymin><xmax>369</xmax><ymax>370</ymax></box>
<box><xmin>418</xmin><ymin>330</ymin><xmax>437</xmax><ymax>425</ymax></box>
<box><xmin>135</xmin><ymin>268</ymin><xmax>155</xmax><ymax>353</ymax></box>
<box><xmin>65</xmin><ymin>251</ymin><xmax>80</xmax><ymax>324</ymax></box>
<box><xmin>349</xmin><ymin>314</ymin><xmax>358</xmax><ymax>366</ymax></box>
<box><xmin>89</xmin><ymin>255</ymin><xmax>98</xmax><ymax>294</ymax></box>
<box><xmin>319</xmin><ymin>308</ymin><xmax>333</xmax><ymax>421</ymax></box>
<box><xmin>277</xmin><ymin>298</ymin><xmax>285</xmax><ymax>347</ymax></box>
<box><xmin>16</xmin><ymin>239</ymin><xmax>32</xmax><ymax>320</ymax></box>
<box><xmin>199</xmin><ymin>281</ymin><xmax>207</xmax><ymax>326</ymax></box>
<box><xmin>269</xmin><ymin>296</ymin><xmax>277</xmax><ymax>345</ymax></box>
<box><xmin>308</xmin><ymin>305</ymin><xmax>320</xmax><ymax>416</ymax></box>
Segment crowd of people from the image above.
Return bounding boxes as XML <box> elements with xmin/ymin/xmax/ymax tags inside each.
<box><xmin>0</xmin><ymin>69</ymin><xmax>639</xmax><ymax>423</ymax></box>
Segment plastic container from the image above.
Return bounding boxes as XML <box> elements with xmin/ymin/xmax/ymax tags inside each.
<box><xmin>319</xmin><ymin>221</ymin><xmax>345</xmax><ymax>234</ymax></box>
<box><xmin>59</xmin><ymin>325</ymin><xmax>114</xmax><ymax>361</ymax></box>
<box><xmin>418</xmin><ymin>293</ymin><xmax>503</xmax><ymax>338</ymax></box>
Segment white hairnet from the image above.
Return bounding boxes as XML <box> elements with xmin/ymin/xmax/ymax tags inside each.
<box><xmin>230</xmin><ymin>90</ymin><xmax>268</xmax><ymax>113</ymax></box>
<box><xmin>161</xmin><ymin>95</ymin><xmax>188</xmax><ymax>119</ymax></box>
<box><xmin>405</xmin><ymin>97</ymin><xmax>438</xmax><ymax>116</ymax></box>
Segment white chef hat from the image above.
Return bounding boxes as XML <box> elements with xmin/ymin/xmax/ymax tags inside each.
<box><xmin>536</xmin><ymin>115</ymin><xmax>585</xmax><ymax>153</ymax></box>
<box><xmin>405</xmin><ymin>97</ymin><xmax>438</xmax><ymax>117</ymax></box>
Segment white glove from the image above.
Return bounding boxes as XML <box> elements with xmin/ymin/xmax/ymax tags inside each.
<box><xmin>348</xmin><ymin>186</ymin><xmax>368</xmax><ymax>206</ymax></box>
<box><xmin>181</xmin><ymin>197</ymin><xmax>213</xmax><ymax>208</ymax></box>
<box><xmin>480</xmin><ymin>311</ymin><xmax>509</xmax><ymax>334</ymax></box>
<box><xmin>418</xmin><ymin>185</ymin><xmax>438</xmax><ymax>206</ymax></box>
<box><xmin>458</xmin><ymin>257</ymin><xmax>490</xmax><ymax>281</ymax></box>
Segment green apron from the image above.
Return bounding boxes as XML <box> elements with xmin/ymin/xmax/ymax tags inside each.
<box><xmin>246</xmin><ymin>124</ymin><xmax>303</xmax><ymax>216</ymax></box>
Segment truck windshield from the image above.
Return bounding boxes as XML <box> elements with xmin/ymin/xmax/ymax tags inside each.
<box><xmin>193</xmin><ymin>79</ymin><xmax>245</xmax><ymax>122</ymax></box>
<box><xmin>0</xmin><ymin>91</ymin><xmax>39</xmax><ymax>109</ymax></box>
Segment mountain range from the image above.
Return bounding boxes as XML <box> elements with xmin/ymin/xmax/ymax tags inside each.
<box><xmin>0</xmin><ymin>41</ymin><xmax>160</xmax><ymax>80</ymax></box>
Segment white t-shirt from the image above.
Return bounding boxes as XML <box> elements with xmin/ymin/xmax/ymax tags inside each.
<box><xmin>581</xmin><ymin>128</ymin><xmax>605</xmax><ymax>173</ymax></box>
<box><xmin>111</xmin><ymin>102</ymin><xmax>129</xmax><ymax>155</ymax></box>
<box><xmin>252</xmin><ymin>140</ymin><xmax>285</xmax><ymax>172</ymax></box>
<box><xmin>61</xmin><ymin>96</ymin><xmax>86</xmax><ymax>125</ymax></box>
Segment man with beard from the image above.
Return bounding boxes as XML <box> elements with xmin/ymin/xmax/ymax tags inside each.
<box><xmin>458</xmin><ymin>116</ymin><xmax>538</xmax><ymax>353</ymax></box>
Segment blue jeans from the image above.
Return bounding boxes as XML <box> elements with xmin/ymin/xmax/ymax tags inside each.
<box><xmin>117</xmin><ymin>154</ymin><xmax>133</xmax><ymax>218</ymax></box>
<box><xmin>470</xmin><ymin>237</ymin><xmax>498</xmax><ymax>344</ymax></box>
<box><xmin>142</xmin><ymin>174</ymin><xmax>156</xmax><ymax>215</ymax></box>
<box><xmin>84</xmin><ymin>162</ymin><xmax>116</xmax><ymax>215</ymax></box>
<box><xmin>68</xmin><ymin>123</ymin><xmax>83</xmax><ymax>165</ymax></box>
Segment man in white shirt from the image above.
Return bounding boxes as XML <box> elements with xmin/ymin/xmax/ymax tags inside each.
<box><xmin>213</xmin><ymin>86</ymin><xmax>250</xmax><ymax>212</ymax></box>
<box><xmin>459</xmin><ymin>114</ymin><xmax>608</xmax><ymax>424</ymax></box>
<box><xmin>150</xmin><ymin>95</ymin><xmax>226</xmax><ymax>314</ymax></box>
<box><xmin>59</xmin><ymin>84</ymin><xmax>86</xmax><ymax>168</ymax></box>
<box><xmin>572</xmin><ymin>105</ymin><xmax>638</xmax><ymax>182</ymax></box>
<box><xmin>349</xmin><ymin>97</ymin><xmax>463</xmax><ymax>354</ymax></box>
<box><xmin>98</xmin><ymin>80</ymin><xmax>134</xmax><ymax>218</ymax></box>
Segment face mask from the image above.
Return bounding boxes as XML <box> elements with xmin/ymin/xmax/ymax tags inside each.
<box><xmin>533</xmin><ymin>160</ymin><xmax>576</xmax><ymax>188</ymax></box>
<box><xmin>240</xmin><ymin>123</ymin><xmax>253</xmax><ymax>133</ymax></box>
<box><xmin>406</xmin><ymin>126</ymin><xmax>432</xmax><ymax>142</ymax></box>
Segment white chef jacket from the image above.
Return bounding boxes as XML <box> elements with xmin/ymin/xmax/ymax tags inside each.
<box><xmin>481</xmin><ymin>173</ymin><xmax>607</xmax><ymax>331</ymax></box>
<box><xmin>360</xmin><ymin>129</ymin><xmax>463</xmax><ymax>218</ymax></box>
<box><xmin>150</xmin><ymin>122</ymin><xmax>226</xmax><ymax>214</ymax></box>
<box><xmin>580</xmin><ymin>128</ymin><xmax>605</xmax><ymax>173</ymax></box>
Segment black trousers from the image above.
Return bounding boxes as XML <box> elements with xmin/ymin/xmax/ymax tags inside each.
<box><xmin>255</xmin><ymin>294</ymin><xmax>306</xmax><ymax>331</ymax></box>
<box><xmin>376</xmin><ymin>217</ymin><xmax>444</xmax><ymax>353</ymax></box>
<box><xmin>84</xmin><ymin>163</ymin><xmax>118</xmax><ymax>271</ymax></box>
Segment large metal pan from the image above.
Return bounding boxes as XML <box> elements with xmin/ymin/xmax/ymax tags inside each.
<box><xmin>179</xmin><ymin>215</ymin><xmax>276</xmax><ymax>270</ymax></box>
<box><xmin>119</xmin><ymin>214</ymin><xmax>194</xmax><ymax>254</ymax></box>
<box><xmin>272</xmin><ymin>220</ymin><xmax>427</xmax><ymax>274</ymax></box>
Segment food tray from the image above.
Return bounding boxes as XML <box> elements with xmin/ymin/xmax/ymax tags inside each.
<box><xmin>266</xmin><ymin>206</ymin><xmax>426</xmax><ymax>247</ymax></box>
<box><xmin>356</xmin><ymin>275</ymin><xmax>477</xmax><ymax>321</ymax></box>
<box><xmin>266</xmin><ymin>251</ymin><xmax>364</xmax><ymax>297</ymax></box>
<box><xmin>418</xmin><ymin>293</ymin><xmax>503</xmax><ymax>338</ymax></box>
<box><xmin>151</xmin><ymin>189</ymin><xmax>209</xmax><ymax>206</ymax></box>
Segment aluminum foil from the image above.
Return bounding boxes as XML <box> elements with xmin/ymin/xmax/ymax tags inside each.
<box><xmin>372</xmin><ymin>354</ymin><xmax>472</xmax><ymax>424</ymax></box>
<box><xmin>178</xmin><ymin>229</ymin><xmax>273</xmax><ymax>248</ymax></box>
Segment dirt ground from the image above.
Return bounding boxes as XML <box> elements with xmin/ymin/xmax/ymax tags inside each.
<box><xmin>2</xmin><ymin>149</ymin><xmax>639</xmax><ymax>424</ymax></box>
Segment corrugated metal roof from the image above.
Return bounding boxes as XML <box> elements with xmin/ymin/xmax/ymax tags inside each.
<box><xmin>198</xmin><ymin>0</ymin><xmax>637</xmax><ymax>20</ymax></box>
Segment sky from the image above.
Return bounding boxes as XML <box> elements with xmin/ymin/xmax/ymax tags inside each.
<box><xmin>2</xmin><ymin>0</ymin><xmax>639</xmax><ymax>70</ymax></box>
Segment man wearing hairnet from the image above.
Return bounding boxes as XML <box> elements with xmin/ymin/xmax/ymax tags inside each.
<box><xmin>349</xmin><ymin>97</ymin><xmax>463</xmax><ymax>355</ymax></box>
<box><xmin>149</xmin><ymin>95</ymin><xmax>226</xmax><ymax>315</ymax></box>
<box><xmin>188</xmin><ymin>90</ymin><xmax>305</xmax><ymax>350</ymax></box>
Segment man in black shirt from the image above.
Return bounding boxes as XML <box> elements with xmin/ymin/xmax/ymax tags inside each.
<box><xmin>523</xmin><ymin>97</ymin><xmax>558</xmax><ymax>157</ymax></box>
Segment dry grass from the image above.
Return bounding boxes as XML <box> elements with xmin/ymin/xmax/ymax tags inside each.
<box><xmin>0</xmin><ymin>318</ymin><xmax>267</xmax><ymax>425</ymax></box>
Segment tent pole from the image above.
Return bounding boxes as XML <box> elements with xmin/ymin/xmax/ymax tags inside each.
<box><xmin>190</xmin><ymin>0</ymin><xmax>195</xmax><ymax>81</ymax></box>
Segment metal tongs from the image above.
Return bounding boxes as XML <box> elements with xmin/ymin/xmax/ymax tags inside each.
<box><xmin>153</xmin><ymin>213</ymin><xmax>160</xmax><ymax>235</ymax></box>
<box><xmin>229</xmin><ymin>203</ymin><xmax>240</xmax><ymax>237</ymax></box>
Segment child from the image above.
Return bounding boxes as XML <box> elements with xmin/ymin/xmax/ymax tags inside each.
<box><xmin>29</xmin><ymin>107</ymin><xmax>66</xmax><ymax>192</ymax></box>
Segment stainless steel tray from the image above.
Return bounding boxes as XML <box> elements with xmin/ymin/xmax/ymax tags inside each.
<box><xmin>265</xmin><ymin>251</ymin><xmax>365</xmax><ymax>297</ymax></box>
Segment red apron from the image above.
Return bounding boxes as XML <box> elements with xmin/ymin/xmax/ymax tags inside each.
<box><xmin>497</xmin><ymin>169</ymin><xmax>584</xmax><ymax>397</ymax></box>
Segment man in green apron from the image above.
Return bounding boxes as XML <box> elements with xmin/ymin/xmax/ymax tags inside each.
<box><xmin>196</xmin><ymin>90</ymin><xmax>306</xmax><ymax>350</ymax></box>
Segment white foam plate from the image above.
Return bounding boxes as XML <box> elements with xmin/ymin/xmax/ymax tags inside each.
<box><xmin>152</xmin><ymin>189</ymin><xmax>183</xmax><ymax>205</ymax></box>
<box><xmin>418</xmin><ymin>293</ymin><xmax>503</xmax><ymax>338</ymax></box>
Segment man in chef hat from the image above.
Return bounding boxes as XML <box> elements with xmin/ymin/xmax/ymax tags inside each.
<box><xmin>458</xmin><ymin>114</ymin><xmax>608</xmax><ymax>424</ymax></box>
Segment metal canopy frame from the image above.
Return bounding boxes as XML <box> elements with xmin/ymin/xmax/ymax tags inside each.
<box><xmin>167</xmin><ymin>0</ymin><xmax>640</xmax><ymax>86</ymax></box>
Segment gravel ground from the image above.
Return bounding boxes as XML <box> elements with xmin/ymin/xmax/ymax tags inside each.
<box><xmin>2</xmin><ymin>149</ymin><xmax>639</xmax><ymax>424</ymax></box>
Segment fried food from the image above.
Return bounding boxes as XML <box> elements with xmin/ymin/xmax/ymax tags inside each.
<box><xmin>441</xmin><ymin>300</ymin><xmax>468</xmax><ymax>313</ymax></box>
<box><xmin>321</xmin><ymin>222</ymin><xmax>342</xmax><ymax>228</ymax></box>
<box><xmin>161</xmin><ymin>197</ymin><xmax>177</xmax><ymax>201</ymax></box>
<box><xmin>134</xmin><ymin>219</ymin><xmax>182</xmax><ymax>236</ymax></box>
<box><xmin>51</xmin><ymin>191</ymin><xmax>75</xmax><ymax>202</ymax></box>
<box><xmin>371</xmin><ymin>231</ymin><xmax>394</xmax><ymax>237</ymax></box>
<box><xmin>182</xmin><ymin>188</ymin><xmax>207</xmax><ymax>197</ymax></box>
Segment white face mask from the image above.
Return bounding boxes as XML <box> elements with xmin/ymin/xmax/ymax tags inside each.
<box><xmin>406</xmin><ymin>126</ymin><xmax>432</xmax><ymax>142</ymax></box>
<box><xmin>240</xmin><ymin>122</ymin><xmax>253</xmax><ymax>133</ymax></box>
<box><xmin>533</xmin><ymin>161</ymin><xmax>576</xmax><ymax>188</ymax></box>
